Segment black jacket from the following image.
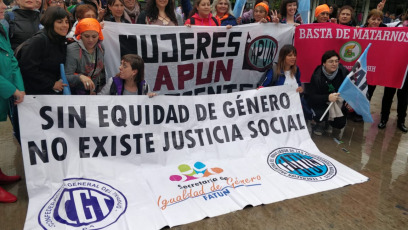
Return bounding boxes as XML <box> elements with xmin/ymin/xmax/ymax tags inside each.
<box><xmin>18</xmin><ymin>30</ymin><xmax>67</xmax><ymax>95</ymax></box>
<box><xmin>5</xmin><ymin>8</ymin><xmax>41</xmax><ymax>50</ymax></box>
<box><xmin>305</xmin><ymin>64</ymin><xmax>349</xmax><ymax>109</ymax></box>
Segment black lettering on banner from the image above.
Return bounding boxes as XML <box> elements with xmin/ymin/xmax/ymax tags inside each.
<box><xmin>145</xmin><ymin>133</ymin><xmax>155</xmax><ymax>153</ymax></box>
<box><xmin>185</xmin><ymin>130</ymin><xmax>196</xmax><ymax>148</ymax></box>
<box><xmin>129</xmin><ymin>105</ymin><xmax>142</xmax><ymax>126</ymax></box>
<box><xmin>195</xmin><ymin>104</ymin><xmax>207</xmax><ymax>121</ymax></box>
<box><xmin>280</xmin><ymin>93</ymin><xmax>290</xmax><ymax>109</ymax></box>
<box><xmin>153</xmin><ymin>105</ymin><xmax>165</xmax><ymax>124</ymax></box>
<box><xmin>93</xmin><ymin>136</ymin><xmax>108</xmax><ymax>157</ymax></box>
<box><xmin>40</xmin><ymin>106</ymin><xmax>53</xmax><ymax>130</ymax></box>
<box><xmin>79</xmin><ymin>137</ymin><xmax>90</xmax><ymax>158</ymax></box>
<box><xmin>119</xmin><ymin>35</ymin><xmax>137</xmax><ymax>57</ymax></box>
<box><xmin>227</xmin><ymin>32</ymin><xmax>241</xmax><ymax>56</ymax></box>
<box><xmin>141</xmin><ymin>35</ymin><xmax>158</xmax><ymax>63</ymax></box>
<box><xmin>28</xmin><ymin>140</ymin><xmax>49</xmax><ymax>165</ymax></box>
<box><xmin>68</xmin><ymin>106</ymin><xmax>86</xmax><ymax>128</ymax></box>
<box><xmin>111</xmin><ymin>135</ymin><xmax>117</xmax><ymax>156</ymax></box>
<box><xmin>248</xmin><ymin>121</ymin><xmax>258</xmax><ymax>138</ymax></box>
<box><xmin>133</xmin><ymin>134</ymin><xmax>143</xmax><ymax>154</ymax></box>
<box><xmin>205</xmin><ymin>128</ymin><xmax>213</xmax><ymax>144</ymax></box>
<box><xmin>112</xmin><ymin>105</ymin><xmax>127</xmax><ymax>127</ymax></box>
<box><xmin>212</xmin><ymin>32</ymin><xmax>226</xmax><ymax>58</ymax></box>
<box><xmin>180</xmin><ymin>33</ymin><xmax>194</xmax><ymax>61</ymax></box>
<box><xmin>98</xmin><ymin>106</ymin><xmax>109</xmax><ymax>127</ymax></box>
<box><xmin>196</xmin><ymin>32</ymin><xmax>211</xmax><ymax>59</ymax></box>
<box><xmin>51</xmin><ymin>137</ymin><xmax>67</xmax><ymax>161</ymax></box>
<box><xmin>58</xmin><ymin>107</ymin><xmax>63</xmax><ymax>128</ymax></box>
<box><xmin>120</xmin><ymin>134</ymin><xmax>131</xmax><ymax>155</ymax></box>
<box><xmin>161</xmin><ymin>34</ymin><xmax>178</xmax><ymax>62</ymax></box>
<box><xmin>270</xmin><ymin>117</ymin><xmax>281</xmax><ymax>134</ymax></box>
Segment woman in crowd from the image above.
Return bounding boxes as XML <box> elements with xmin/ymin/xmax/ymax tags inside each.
<box><xmin>185</xmin><ymin>0</ymin><xmax>219</xmax><ymax>26</ymax></box>
<box><xmin>251</xmin><ymin>2</ymin><xmax>271</xmax><ymax>23</ymax></box>
<box><xmin>279</xmin><ymin>0</ymin><xmax>302</xmax><ymax>25</ymax></box>
<box><xmin>104</xmin><ymin>0</ymin><xmax>130</xmax><ymax>23</ymax></box>
<box><xmin>240</xmin><ymin>0</ymin><xmax>268</xmax><ymax>24</ymax></box>
<box><xmin>259</xmin><ymin>45</ymin><xmax>312</xmax><ymax>124</ymax></box>
<box><xmin>123</xmin><ymin>0</ymin><xmax>141</xmax><ymax>23</ymax></box>
<box><xmin>99</xmin><ymin>54</ymin><xmax>156</xmax><ymax>97</ymax></box>
<box><xmin>137</xmin><ymin>0</ymin><xmax>178</xmax><ymax>26</ymax></box>
<box><xmin>65</xmin><ymin>18</ymin><xmax>105</xmax><ymax>95</ymax></box>
<box><xmin>45</xmin><ymin>0</ymin><xmax>75</xmax><ymax>23</ymax></box>
<box><xmin>329</xmin><ymin>4</ymin><xmax>338</xmax><ymax>21</ymax></box>
<box><xmin>211</xmin><ymin>0</ymin><xmax>237</xmax><ymax>26</ymax></box>
<box><xmin>363</xmin><ymin>9</ymin><xmax>385</xmax><ymax>101</ymax></box>
<box><xmin>18</xmin><ymin>6</ymin><xmax>71</xmax><ymax>95</ymax></box>
<box><xmin>337</xmin><ymin>5</ymin><xmax>356</xmax><ymax>27</ymax></box>
<box><xmin>377</xmin><ymin>12</ymin><xmax>408</xmax><ymax>132</ymax></box>
<box><xmin>314</xmin><ymin>4</ymin><xmax>330</xmax><ymax>23</ymax></box>
<box><xmin>0</xmin><ymin>0</ymin><xmax>24</xmax><ymax>203</ymax></box>
<box><xmin>67</xmin><ymin>4</ymin><xmax>98</xmax><ymax>40</ymax></box>
<box><xmin>305</xmin><ymin>50</ymin><xmax>349</xmax><ymax>138</ymax></box>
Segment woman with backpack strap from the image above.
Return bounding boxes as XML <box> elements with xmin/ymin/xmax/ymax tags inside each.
<box><xmin>65</xmin><ymin>18</ymin><xmax>106</xmax><ymax>95</ymax></box>
<box><xmin>185</xmin><ymin>0</ymin><xmax>219</xmax><ymax>26</ymax></box>
<box><xmin>99</xmin><ymin>54</ymin><xmax>156</xmax><ymax>97</ymax></box>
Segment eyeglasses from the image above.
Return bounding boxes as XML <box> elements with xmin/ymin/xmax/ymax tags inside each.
<box><xmin>49</xmin><ymin>0</ymin><xmax>64</xmax><ymax>4</ymax></box>
<box><xmin>326</xmin><ymin>59</ymin><xmax>339</xmax><ymax>64</ymax></box>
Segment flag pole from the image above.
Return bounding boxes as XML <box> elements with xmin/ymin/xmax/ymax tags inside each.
<box><xmin>319</xmin><ymin>102</ymin><xmax>333</xmax><ymax>121</ymax></box>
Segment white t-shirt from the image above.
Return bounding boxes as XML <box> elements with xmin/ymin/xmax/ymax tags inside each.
<box><xmin>284</xmin><ymin>71</ymin><xmax>298</xmax><ymax>88</ymax></box>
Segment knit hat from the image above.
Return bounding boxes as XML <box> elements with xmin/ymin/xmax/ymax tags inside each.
<box><xmin>255</xmin><ymin>2</ymin><xmax>269</xmax><ymax>14</ymax></box>
<box><xmin>315</xmin><ymin>4</ymin><xmax>330</xmax><ymax>18</ymax></box>
<box><xmin>75</xmin><ymin>18</ymin><xmax>103</xmax><ymax>41</ymax></box>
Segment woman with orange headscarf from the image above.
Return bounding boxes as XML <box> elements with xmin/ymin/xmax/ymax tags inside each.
<box><xmin>65</xmin><ymin>18</ymin><xmax>106</xmax><ymax>95</ymax></box>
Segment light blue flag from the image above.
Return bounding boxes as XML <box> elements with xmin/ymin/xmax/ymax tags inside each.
<box><xmin>60</xmin><ymin>64</ymin><xmax>71</xmax><ymax>95</ymax></box>
<box><xmin>338</xmin><ymin>44</ymin><xmax>373</xmax><ymax>123</ymax></box>
<box><xmin>298</xmin><ymin>0</ymin><xmax>310</xmax><ymax>24</ymax></box>
<box><xmin>232</xmin><ymin>0</ymin><xmax>247</xmax><ymax>18</ymax></box>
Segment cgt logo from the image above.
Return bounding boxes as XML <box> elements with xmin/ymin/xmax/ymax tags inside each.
<box><xmin>267</xmin><ymin>147</ymin><xmax>337</xmax><ymax>181</ymax></box>
<box><xmin>38</xmin><ymin>178</ymin><xmax>127</xmax><ymax>229</ymax></box>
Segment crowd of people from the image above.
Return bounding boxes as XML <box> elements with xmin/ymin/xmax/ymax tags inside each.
<box><xmin>0</xmin><ymin>0</ymin><xmax>407</xmax><ymax>203</ymax></box>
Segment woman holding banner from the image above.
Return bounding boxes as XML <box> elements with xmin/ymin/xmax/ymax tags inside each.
<box><xmin>99</xmin><ymin>54</ymin><xmax>156</xmax><ymax>97</ymax></box>
<box><xmin>337</xmin><ymin>5</ymin><xmax>356</xmax><ymax>27</ymax></box>
<box><xmin>185</xmin><ymin>0</ymin><xmax>219</xmax><ymax>26</ymax></box>
<box><xmin>137</xmin><ymin>0</ymin><xmax>178</xmax><ymax>25</ymax></box>
<box><xmin>279</xmin><ymin>0</ymin><xmax>302</xmax><ymax>25</ymax></box>
<box><xmin>377</xmin><ymin>12</ymin><xmax>408</xmax><ymax>133</ymax></box>
<box><xmin>17</xmin><ymin>6</ymin><xmax>70</xmax><ymax>95</ymax></box>
<box><xmin>0</xmin><ymin>0</ymin><xmax>24</xmax><ymax>203</ymax></box>
<box><xmin>305</xmin><ymin>50</ymin><xmax>349</xmax><ymax>138</ymax></box>
<box><xmin>211</xmin><ymin>0</ymin><xmax>237</xmax><ymax>26</ymax></box>
<box><xmin>65</xmin><ymin>18</ymin><xmax>106</xmax><ymax>95</ymax></box>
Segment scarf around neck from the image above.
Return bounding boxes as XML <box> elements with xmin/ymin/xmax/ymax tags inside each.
<box><xmin>322</xmin><ymin>65</ymin><xmax>338</xmax><ymax>81</ymax></box>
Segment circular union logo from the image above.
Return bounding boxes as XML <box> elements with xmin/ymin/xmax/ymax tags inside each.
<box><xmin>38</xmin><ymin>178</ymin><xmax>127</xmax><ymax>229</ymax></box>
<box><xmin>245</xmin><ymin>35</ymin><xmax>278</xmax><ymax>71</ymax></box>
<box><xmin>267</xmin><ymin>147</ymin><xmax>337</xmax><ymax>181</ymax></box>
<box><xmin>339</xmin><ymin>41</ymin><xmax>362</xmax><ymax>62</ymax></box>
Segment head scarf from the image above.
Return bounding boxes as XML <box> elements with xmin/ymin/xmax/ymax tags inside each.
<box><xmin>255</xmin><ymin>2</ymin><xmax>269</xmax><ymax>14</ymax></box>
<box><xmin>75</xmin><ymin>18</ymin><xmax>104</xmax><ymax>41</ymax></box>
<box><xmin>315</xmin><ymin>4</ymin><xmax>330</xmax><ymax>18</ymax></box>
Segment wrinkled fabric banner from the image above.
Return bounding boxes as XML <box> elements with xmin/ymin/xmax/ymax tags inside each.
<box><xmin>103</xmin><ymin>22</ymin><xmax>295</xmax><ymax>95</ymax></box>
<box><xmin>295</xmin><ymin>23</ymin><xmax>408</xmax><ymax>88</ymax></box>
<box><xmin>19</xmin><ymin>87</ymin><xmax>368</xmax><ymax>230</ymax></box>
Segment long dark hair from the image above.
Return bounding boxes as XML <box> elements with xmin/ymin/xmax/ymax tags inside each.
<box><xmin>280</xmin><ymin>0</ymin><xmax>298</xmax><ymax>18</ymax></box>
<box><xmin>145</xmin><ymin>0</ymin><xmax>177</xmax><ymax>25</ymax></box>
<box><xmin>104</xmin><ymin>0</ymin><xmax>126</xmax><ymax>21</ymax></box>
<box><xmin>122</xmin><ymin>54</ymin><xmax>145</xmax><ymax>84</ymax></box>
<box><xmin>277</xmin><ymin>44</ymin><xmax>297</xmax><ymax>77</ymax></box>
<box><xmin>41</xmin><ymin>6</ymin><xmax>72</xmax><ymax>42</ymax></box>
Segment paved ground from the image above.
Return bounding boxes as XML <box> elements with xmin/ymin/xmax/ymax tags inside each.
<box><xmin>1</xmin><ymin>87</ymin><xmax>407</xmax><ymax>230</ymax></box>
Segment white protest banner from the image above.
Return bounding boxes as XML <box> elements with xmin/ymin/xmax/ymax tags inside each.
<box><xmin>19</xmin><ymin>87</ymin><xmax>368</xmax><ymax>229</ymax></box>
<box><xmin>102</xmin><ymin>23</ymin><xmax>295</xmax><ymax>95</ymax></box>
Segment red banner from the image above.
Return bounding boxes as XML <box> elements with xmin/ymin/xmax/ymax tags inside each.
<box><xmin>294</xmin><ymin>23</ymin><xmax>408</xmax><ymax>88</ymax></box>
